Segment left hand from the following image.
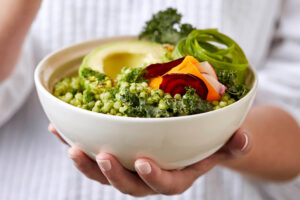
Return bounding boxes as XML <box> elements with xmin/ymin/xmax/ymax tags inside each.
<box><xmin>48</xmin><ymin>123</ymin><xmax>252</xmax><ymax>197</ymax></box>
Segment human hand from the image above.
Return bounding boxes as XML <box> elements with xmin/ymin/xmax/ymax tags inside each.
<box><xmin>48</xmin><ymin>124</ymin><xmax>252</xmax><ymax>197</ymax></box>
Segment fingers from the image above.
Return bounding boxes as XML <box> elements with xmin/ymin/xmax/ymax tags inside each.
<box><xmin>228</xmin><ymin>129</ymin><xmax>252</xmax><ymax>155</ymax></box>
<box><xmin>95</xmin><ymin>153</ymin><xmax>155</xmax><ymax>197</ymax></box>
<box><xmin>134</xmin><ymin>129</ymin><xmax>252</xmax><ymax>195</ymax></box>
<box><xmin>52</xmin><ymin>123</ymin><xmax>251</xmax><ymax>197</ymax></box>
<box><xmin>48</xmin><ymin>123</ymin><xmax>58</xmax><ymax>134</ymax></box>
<box><xmin>48</xmin><ymin>123</ymin><xmax>69</xmax><ymax>145</ymax></box>
<box><xmin>68</xmin><ymin>146</ymin><xmax>109</xmax><ymax>185</ymax></box>
<box><xmin>218</xmin><ymin>128</ymin><xmax>252</xmax><ymax>159</ymax></box>
<box><xmin>134</xmin><ymin>156</ymin><xmax>217</xmax><ymax>195</ymax></box>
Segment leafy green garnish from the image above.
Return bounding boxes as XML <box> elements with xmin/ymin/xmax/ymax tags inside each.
<box><xmin>118</xmin><ymin>86</ymin><xmax>213</xmax><ymax>118</ymax></box>
<box><xmin>80</xmin><ymin>68</ymin><xmax>107</xmax><ymax>83</ymax></box>
<box><xmin>117</xmin><ymin>67</ymin><xmax>148</xmax><ymax>83</ymax></box>
<box><xmin>139</xmin><ymin>8</ymin><xmax>248</xmax><ymax>84</ymax></box>
<box><xmin>139</xmin><ymin>8</ymin><xmax>195</xmax><ymax>45</ymax></box>
<box><xmin>83</xmin><ymin>90</ymin><xmax>96</xmax><ymax>104</ymax></box>
<box><xmin>181</xmin><ymin>88</ymin><xmax>214</xmax><ymax>114</ymax></box>
<box><xmin>120</xmin><ymin>88</ymin><xmax>140</xmax><ymax>107</ymax></box>
<box><xmin>172</xmin><ymin>29</ymin><xmax>249</xmax><ymax>84</ymax></box>
<box><xmin>119</xmin><ymin>88</ymin><xmax>165</xmax><ymax>117</ymax></box>
<box><xmin>217</xmin><ymin>71</ymin><xmax>249</xmax><ymax>100</ymax></box>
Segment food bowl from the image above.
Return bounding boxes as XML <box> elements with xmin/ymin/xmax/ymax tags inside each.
<box><xmin>34</xmin><ymin>36</ymin><xmax>257</xmax><ymax>170</ymax></box>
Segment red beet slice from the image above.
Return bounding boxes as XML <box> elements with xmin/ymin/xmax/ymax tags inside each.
<box><xmin>160</xmin><ymin>73</ymin><xmax>208</xmax><ymax>99</ymax></box>
<box><xmin>143</xmin><ymin>57</ymin><xmax>185</xmax><ymax>79</ymax></box>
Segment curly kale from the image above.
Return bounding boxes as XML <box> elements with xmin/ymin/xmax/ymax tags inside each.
<box><xmin>119</xmin><ymin>88</ymin><xmax>167</xmax><ymax>117</ymax></box>
<box><xmin>80</xmin><ymin>67</ymin><xmax>107</xmax><ymax>83</ymax></box>
<box><xmin>120</xmin><ymin>87</ymin><xmax>213</xmax><ymax>117</ymax></box>
<box><xmin>217</xmin><ymin>71</ymin><xmax>249</xmax><ymax>100</ymax></box>
<box><xmin>139</xmin><ymin>8</ymin><xmax>195</xmax><ymax>45</ymax></box>
<box><xmin>120</xmin><ymin>88</ymin><xmax>140</xmax><ymax>107</ymax></box>
<box><xmin>82</xmin><ymin>90</ymin><xmax>96</xmax><ymax>104</ymax></box>
<box><xmin>117</xmin><ymin>67</ymin><xmax>148</xmax><ymax>83</ymax></box>
<box><xmin>181</xmin><ymin>88</ymin><xmax>214</xmax><ymax>114</ymax></box>
<box><xmin>179</xmin><ymin>24</ymin><xmax>195</xmax><ymax>39</ymax></box>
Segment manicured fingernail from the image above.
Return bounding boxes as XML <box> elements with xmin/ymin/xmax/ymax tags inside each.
<box><xmin>68</xmin><ymin>147</ymin><xmax>76</xmax><ymax>158</ymax></box>
<box><xmin>48</xmin><ymin>124</ymin><xmax>54</xmax><ymax>132</ymax></box>
<box><xmin>241</xmin><ymin>132</ymin><xmax>249</xmax><ymax>151</ymax></box>
<box><xmin>97</xmin><ymin>159</ymin><xmax>112</xmax><ymax>172</ymax></box>
<box><xmin>136</xmin><ymin>161</ymin><xmax>151</xmax><ymax>175</ymax></box>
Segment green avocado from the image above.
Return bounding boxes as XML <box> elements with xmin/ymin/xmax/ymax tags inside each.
<box><xmin>79</xmin><ymin>40</ymin><xmax>166</xmax><ymax>79</ymax></box>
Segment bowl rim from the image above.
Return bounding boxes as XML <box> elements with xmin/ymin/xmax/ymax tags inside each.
<box><xmin>34</xmin><ymin>36</ymin><xmax>258</xmax><ymax>123</ymax></box>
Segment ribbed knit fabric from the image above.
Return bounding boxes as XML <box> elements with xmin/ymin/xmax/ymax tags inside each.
<box><xmin>1</xmin><ymin>0</ymin><xmax>300</xmax><ymax>200</ymax></box>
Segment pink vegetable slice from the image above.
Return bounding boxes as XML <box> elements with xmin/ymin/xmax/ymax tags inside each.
<box><xmin>195</xmin><ymin>61</ymin><xmax>218</xmax><ymax>80</ymax></box>
<box><xmin>143</xmin><ymin>57</ymin><xmax>185</xmax><ymax>79</ymax></box>
<box><xmin>201</xmin><ymin>73</ymin><xmax>227</xmax><ymax>95</ymax></box>
<box><xmin>160</xmin><ymin>73</ymin><xmax>208</xmax><ymax>99</ymax></box>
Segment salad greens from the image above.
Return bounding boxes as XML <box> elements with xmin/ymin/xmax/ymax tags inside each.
<box><xmin>116</xmin><ymin>67</ymin><xmax>148</xmax><ymax>84</ymax></box>
<box><xmin>80</xmin><ymin>67</ymin><xmax>107</xmax><ymax>83</ymax></box>
<box><xmin>53</xmin><ymin>8</ymin><xmax>250</xmax><ymax>118</ymax></box>
<box><xmin>139</xmin><ymin>8</ymin><xmax>249</xmax><ymax>98</ymax></box>
<box><xmin>172</xmin><ymin>29</ymin><xmax>248</xmax><ymax>84</ymax></box>
<box><xmin>217</xmin><ymin>70</ymin><xmax>249</xmax><ymax>100</ymax></box>
<box><xmin>139</xmin><ymin>8</ymin><xmax>195</xmax><ymax>45</ymax></box>
<box><xmin>54</xmin><ymin>67</ymin><xmax>216</xmax><ymax>118</ymax></box>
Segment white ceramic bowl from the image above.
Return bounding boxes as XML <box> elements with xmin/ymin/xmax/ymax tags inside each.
<box><xmin>34</xmin><ymin>36</ymin><xmax>257</xmax><ymax>170</ymax></box>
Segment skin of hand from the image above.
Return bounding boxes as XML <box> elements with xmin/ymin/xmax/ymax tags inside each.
<box><xmin>48</xmin><ymin>104</ymin><xmax>300</xmax><ymax>196</ymax></box>
<box><xmin>221</xmin><ymin>105</ymin><xmax>300</xmax><ymax>182</ymax></box>
<box><xmin>0</xmin><ymin>0</ymin><xmax>41</xmax><ymax>82</ymax></box>
<box><xmin>48</xmin><ymin>121</ymin><xmax>252</xmax><ymax>196</ymax></box>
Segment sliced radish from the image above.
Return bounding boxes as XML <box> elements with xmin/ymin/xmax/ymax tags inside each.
<box><xmin>196</xmin><ymin>61</ymin><xmax>218</xmax><ymax>80</ymax></box>
<box><xmin>201</xmin><ymin>73</ymin><xmax>227</xmax><ymax>95</ymax></box>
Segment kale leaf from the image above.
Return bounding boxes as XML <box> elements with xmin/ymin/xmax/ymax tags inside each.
<box><xmin>80</xmin><ymin>67</ymin><xmax>107</xmax><ymax>83</ymax></box>
<box><xmin>83</xmin><ymin>90</ymin><xmax>96</xmax><ymax>104</ymax></box>
<box><xmin>117</xmin><ymin>67</ymin><xmax>148</xmax><ymax>83</ymax></box>
<box><xmin>181</xmin><ymin>88</ymin><xmax>214</xmax><ymax>114</ymax></box>
<box><xmin>120</xmin><ymin>88</ymin><xmax>140</xmax><ymax>107</ymax></box>
<box><xmin>139</xmin><ymin>8</ymin><xmax>195</xmax><ymax>45</ymax></box>
<box><xmin>217</xmin><ymin>71</ymin><xmax>249</xmax><ymax>100</ymax></box>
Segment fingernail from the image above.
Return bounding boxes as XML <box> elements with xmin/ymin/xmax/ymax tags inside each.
<box><xmin>136</xmin><ymin>161</ymin><xmax>151</xmax><ymax>175</ymax></box>
<box><xmin>241</xmin><ymin>132</ymin><xmax>249</xmax><ymax>151</ymax></box>
<box><xmin>97</xmin><ymin>159</ymin><xmax>112</xmax><ymax>172</ymax></box>
<box><xmin>68</xmin><ymin>147</ymin><xmax>76</xmax><ymax>158</ymax></box>
<box><xmin>48</xmin><ymin>124</ymin><xmax>54</xmax><ymax>132</ymax></box>
<box><xmin>68</xmin><ymin>147</ymin><xmax>81</xmax><ymax>162</ymax></box>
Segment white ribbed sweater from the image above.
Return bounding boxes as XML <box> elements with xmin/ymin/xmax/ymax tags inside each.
<box><xmin>1</xmin><ymin>0</ymin><xmax>300</xmax><ymax>200</ymax></box>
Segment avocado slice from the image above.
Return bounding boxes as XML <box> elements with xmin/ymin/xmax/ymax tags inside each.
<box><xmin>79</xmin><ymin>40</ymin><xmax>166</xmax><ymax>79</ymax></box>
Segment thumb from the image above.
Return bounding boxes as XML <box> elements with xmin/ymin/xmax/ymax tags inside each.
<box><xmin>219</xmin><ymin>129</ymin><xmax>252</xmax><ymax>158</ymax></box>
